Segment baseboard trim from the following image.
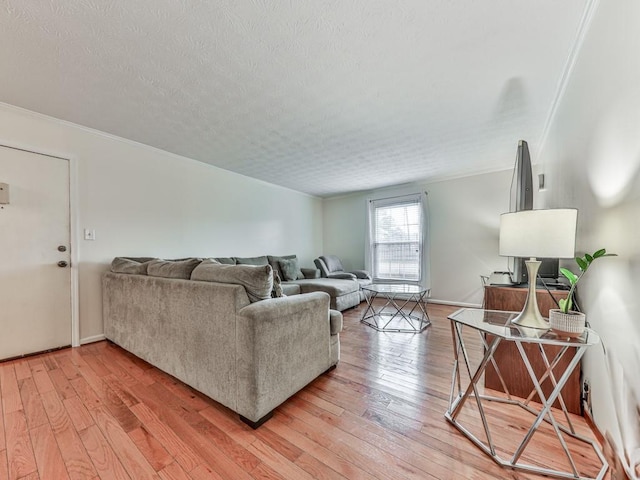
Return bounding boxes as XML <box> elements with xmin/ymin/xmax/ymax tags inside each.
<box><xmin>80</xmin><ymin>334</ymin><xmax>106</xmax><ymax>345</ymax></box>
<box><xmin>428</xmin><ymin>299</ymin><xmax>482</xmax><ymax>308</ymax></box>
<box><xmin>0</xmin><ymin>345</ymin><xmax>71</xmax><ymax>364</ymax></box>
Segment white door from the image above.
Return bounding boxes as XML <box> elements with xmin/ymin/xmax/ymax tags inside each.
<box><xmin>0</xmin><ymin>145</ymin><xmax>72</xmax><ymax>360</ymax></box>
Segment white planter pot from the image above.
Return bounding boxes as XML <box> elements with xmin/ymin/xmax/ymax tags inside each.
<box><xmin>549</xmin><ymin>309</ymin><xmax>586</xmax><ymax>338</ymax></box>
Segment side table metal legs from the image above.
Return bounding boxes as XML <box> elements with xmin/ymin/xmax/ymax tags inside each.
<box><xmin>445</xmin><ymin>321</ymin><xmax>608</xmax><ymax>480</ymax></box>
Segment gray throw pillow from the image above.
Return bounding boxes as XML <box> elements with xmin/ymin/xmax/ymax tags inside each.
<box><xmin>267</xmin><ymin>254</ymin><xmax>300</xmax><ymax>280</ymax></box>
<box><xmin>278</xmin><ymin>257</ymin><xmax>303</xmax><ymax>282</ymax></box>
<box><xmin>191</xmin><ymin>259</ymin><xmax>273</xmax><ymax>303</ymax></box>
<box><xmin>111</xmin><ymin>257</ymin><xmax>156</xmax><ymax>275</ymax></box>
<box><xmin>147</xmin><ymin>258</ymin><xmax>202</xmax><ymax>279</ymax></box>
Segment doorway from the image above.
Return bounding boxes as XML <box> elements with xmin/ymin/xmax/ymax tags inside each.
<box><xmin>0</xmin><ymin>145</ymin><xmax>73</xmax><ymax>360</ymax></box>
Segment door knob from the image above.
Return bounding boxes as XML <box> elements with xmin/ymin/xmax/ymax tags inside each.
<box><xmin>57</xmin><ymin>261</ymin><xmax>68</xmax><ymax>268</ymax></box>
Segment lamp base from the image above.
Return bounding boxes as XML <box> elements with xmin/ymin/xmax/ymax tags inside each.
<box><xmin>510</xmin><ymin>259</ymin><xmax>550</xmax><ymax>330</ymax></box>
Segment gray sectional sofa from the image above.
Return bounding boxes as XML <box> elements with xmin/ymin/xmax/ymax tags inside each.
<box><xmin>230</xmin><ymin>254</ymin><xmax>362</xmax><ymax>311</ymax></box>
<box><xmin>103</xmin><ymin>256</ymin><xmax>345</xmax><ymax>428</ymax></box>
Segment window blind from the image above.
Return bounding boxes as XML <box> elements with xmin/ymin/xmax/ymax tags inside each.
<box><xmin>371</xmin><ymin>197</ymin><xmax>423</xmax><ymax>282</ymax></box>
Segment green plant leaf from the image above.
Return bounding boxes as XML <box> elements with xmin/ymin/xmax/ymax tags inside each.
<box><xmin>576</xmin><ymin>257</ymin><xmax>588</xmax><ymax>271</ymax></box>
<box><xmin>585</xmin><ymin>253</ymin><xmax>593</xmax><ymax>263</ymax></box>
<box><xmin>560</xmin><ymin>267</ymin><xmax>578</xmax><ymax>284</ymax></box>
<box><xmin>593</xmin><ymin>249</ymin><xmax>606</xmax><ymax>258</ymax></box>
<box><xmin>558</xmin><ymin>297</ymin><xmax>572</xmax><ymax>313</ymax></box>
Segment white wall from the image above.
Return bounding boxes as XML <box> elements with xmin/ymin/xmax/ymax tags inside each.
<box><xmin>0</xmin><ymin>103</ymin><xmax>323</xmax><ymax>343</ymax></box>
<box><xmin>323</xmin><ymin>170</ymin><xmax>514</xmax><ymax>306</ymax></box>
<box><xmin>539</xmin><ymin>1</ymin><xmax>640</xmax><ymax>475</ymax></box>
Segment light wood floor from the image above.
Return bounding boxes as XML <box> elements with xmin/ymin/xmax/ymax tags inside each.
<box><xmin>0</xmin><ymin>302</ymin><xmax>608</xmax><ymax>480</ymax></box>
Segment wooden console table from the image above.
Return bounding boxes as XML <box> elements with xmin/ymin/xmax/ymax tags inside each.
<box><xmin>483</xmin><ymin>285</ymin><xmax>581</xmax><ymax>414</ymax></box>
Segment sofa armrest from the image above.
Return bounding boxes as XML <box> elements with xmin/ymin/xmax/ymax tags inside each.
<box><xmin>350</xmin><ymin>269</ymin><xmax>371</xmax><ymax>280</ymax></box>
<box><xmin>329</xmin><ymin>310</ymin><xmax>343</xmax><ymax>335</ymax></box>
<box><xmin>235</xmin><ymin>292</ymin><xmax>332</xmax><ymax>422</ymax></box>
<box><xmin>301</xmin><ymin>267</ymin><xmax>320</xmax><ymax>279</ymax></box>
<box><xmin>327</xmin><ymin>272</ymin><xmax>357</xmax><ymax>280</ymax></box>
<box><xmin>314</xmin><ymin>258</ymin><xmax>330</xmax><ymax>277</ymax></box>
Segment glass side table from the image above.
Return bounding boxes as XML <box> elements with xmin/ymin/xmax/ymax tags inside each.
<box><xmin>360</xmin><ymin>284</ymin><xmax>431</xmax><ymax>333</ymax></box>
<box><xmin>445</xmin><ymin>308</ymin><xmax>607</xmax><ymax>479</ymax></box>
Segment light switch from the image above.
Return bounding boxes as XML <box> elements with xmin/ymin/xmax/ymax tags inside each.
<box><xmin>84</xmin><ymin>229</ymin><xmax>96</xmax><ymax>241</ymax></box>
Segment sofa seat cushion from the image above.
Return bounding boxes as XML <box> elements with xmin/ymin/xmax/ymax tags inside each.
<box><xmin>147</xmin><ymin>258</ymin><xmax>202</xmax><ymax>279</ymax></box>
<box><xmin>290</xmin><ymin>278</ymin><xmax>359</xmax><ymax>296</ymax></box>
<box><xmin>281</xmin><ymin>283</ymin><xmax>300</xmax><ymax>296</ymax></box>
<box><xmin>191</xmin><ymin>259</ymin><xmax>273</xmax><ymax>303</ymax></box>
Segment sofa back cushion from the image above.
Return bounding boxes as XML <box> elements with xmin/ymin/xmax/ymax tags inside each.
<box><xmin>111</xmin><ymin>257</ymin><xmax>157</xmax><ymax>275</ymax></box>
<box><xmin>234</xmin><ymin>255</ymin><xmax>268</xmax><ymax>266</ymax></box>
<box><xmin>213</xmin><ymin>257</ymin><xmax>236</xmax><ymax>265</ymax></box>
<box><xmin>319</xmin><ymin>255</ymin><xmax>345</xmax><ymax>274</ymax></box>
<box><xmin>191</xmin><ymin>259</ymin><xmax>273</xmax><ymax>303</ymax></box>
<box><xmin>147</xmin><ymin>258</ymin><xmax>202</xmax><ymax>279</ymax></box>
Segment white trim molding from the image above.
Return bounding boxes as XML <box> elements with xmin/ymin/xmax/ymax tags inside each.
<box><xmin>80</xmin><ymin>334</ymin><xmax>107</xmax><ymax>345</ymax></box>
<box><xmin>429</xmin><ymin>299</ymin><xmax>482</xmax><ymax>309</ymax></box>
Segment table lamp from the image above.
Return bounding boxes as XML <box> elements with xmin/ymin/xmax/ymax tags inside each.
<box><xmin>499</xmin><ymin>209</ymin><xmax>578</xmax><ymax>329</ymax></box>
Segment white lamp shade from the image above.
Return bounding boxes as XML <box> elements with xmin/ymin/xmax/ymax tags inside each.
<box><xmin>499</xmin><ymin>209</ymin><xmax>577</xmax><ymax>258</ymax></box>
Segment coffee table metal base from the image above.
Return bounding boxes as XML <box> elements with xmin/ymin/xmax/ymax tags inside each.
<box><xmin>361</xmin><ymin>285</ymin><xmax>430</xmax><ymax>333</ymax></box>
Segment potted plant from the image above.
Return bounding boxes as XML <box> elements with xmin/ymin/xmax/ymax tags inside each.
<box><xmin>549</xmin><ymin>248</ymin><xmax>616</xmax><ymax>337</ymax></box>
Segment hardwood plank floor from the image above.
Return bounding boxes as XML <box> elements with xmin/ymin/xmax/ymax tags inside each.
<box><xmin>0</xmin><ymin>302</ymin><xmax>608</xmax><ymax>479</ymax></box>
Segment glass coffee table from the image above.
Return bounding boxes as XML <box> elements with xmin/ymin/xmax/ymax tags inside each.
<box><xmin>360</xmin><ymin>284</ymin><xmax>431</xmax><ymax>333</ymax></box>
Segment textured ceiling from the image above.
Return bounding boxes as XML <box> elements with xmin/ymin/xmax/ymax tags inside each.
<box><xmin>0</xmin><ymin>0</ymin><xmax>589</xmax><ymax>197</ymax></box>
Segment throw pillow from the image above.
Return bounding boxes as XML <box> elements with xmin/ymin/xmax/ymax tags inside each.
<box><xmin>147</xmin><ymin>258</ymin><xmax>202</xmax><ymax>279</ymax></box>
<box><xmin>111</xmin><ymin>257</ymin><xmax>156</xmax><ymax>275</ymax></box>
<box><xmin>271</xmin><ymin>270</ymin><xmax>284</xmax><ymax>298</ymax></box>
<box><xmin>191</xmin><ymin>259</ymin><xmax>273</xmax><ymax>303</ymax></box>
<box><xmin>278</xmin><ymin>257</ymin><xmax>303</xmax><ymax>282</ymax></box>
<box><xmin>267</xmin><ymin>254</ymin><xmax>302</xmax><ymax>280</ymax></box>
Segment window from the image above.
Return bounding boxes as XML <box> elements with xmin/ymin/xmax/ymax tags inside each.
<box><xmin>368</xmin><ymin>194</ymin><xmax>425</xmax><ymax>283</ymax></box>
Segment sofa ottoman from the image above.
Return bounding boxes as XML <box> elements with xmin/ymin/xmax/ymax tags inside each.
<box><xmin>289</xmin><ymin>278</ymin><xmax>361</xmax><ymax>311</ymax></box>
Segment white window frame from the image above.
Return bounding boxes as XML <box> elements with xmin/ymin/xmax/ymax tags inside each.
<box><xmin>366</xmin><ymin>192</ymin><xmax>428</xmax><ymax>286</ymax></box>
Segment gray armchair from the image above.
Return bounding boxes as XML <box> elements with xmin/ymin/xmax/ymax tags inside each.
<box><xmin>314</xmin><ymin>255</ymin><xmax>372</xmax><ymax>282</ymax></box>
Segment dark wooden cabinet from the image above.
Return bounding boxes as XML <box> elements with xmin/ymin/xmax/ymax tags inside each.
<box><xmin>484</xmin><ymin>285</ymin><xmax>582</xmax><ymax>414</ymax></box>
